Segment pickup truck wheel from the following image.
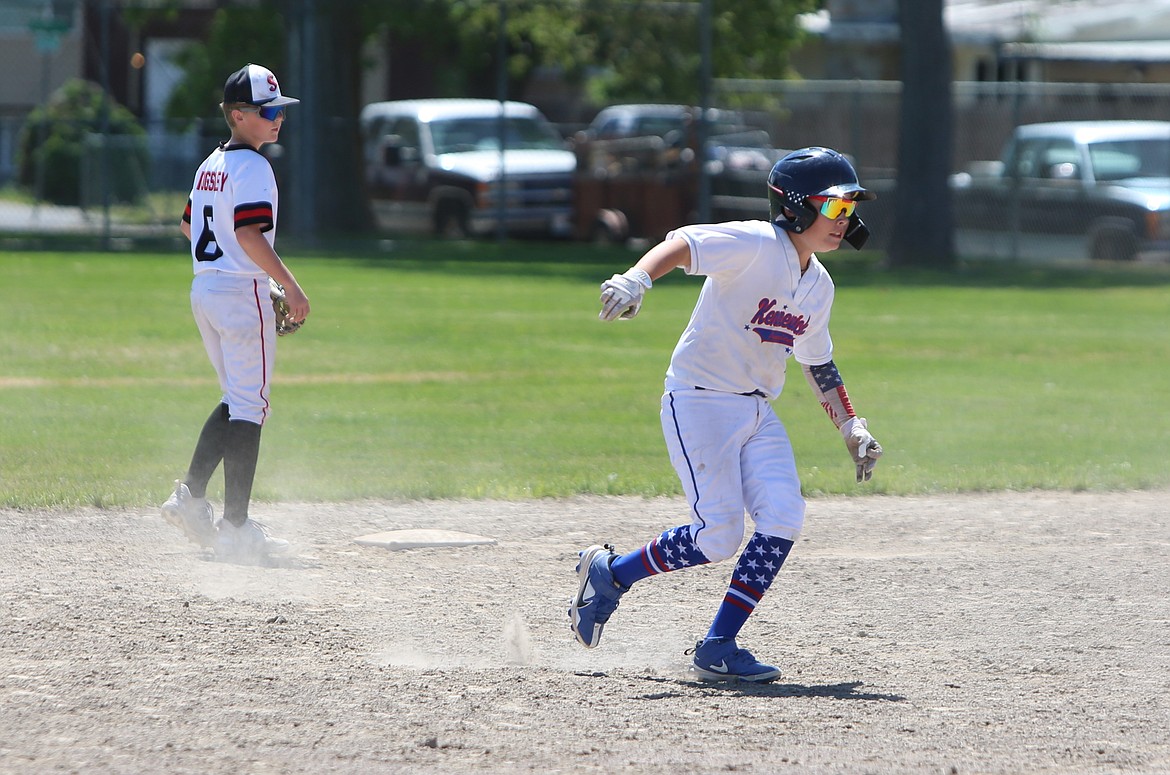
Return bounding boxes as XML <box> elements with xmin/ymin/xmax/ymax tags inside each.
<box><xmin>1090</xmin><ymin>230</ymin><xmax>1138</xmax><ymax>262</ymax></box>
<box><xmin>435</xmin><ymin>201</ymin><xmax>470</xmax><ymax>239</ymax></box>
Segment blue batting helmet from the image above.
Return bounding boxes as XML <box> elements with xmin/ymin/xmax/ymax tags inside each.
<box><xmin>767</xmin><ymin>147</ymin><xmax>875</xmax><ymax>235</ymax></box>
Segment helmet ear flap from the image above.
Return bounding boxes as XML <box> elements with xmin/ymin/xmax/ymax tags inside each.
<box><xmin>844</xmin><ymin>213</ymin><xmax>870</xmax><ymax>250</ymax></box>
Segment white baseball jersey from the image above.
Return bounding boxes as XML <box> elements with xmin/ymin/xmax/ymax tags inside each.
<box><xmin>184</xmin><ymin>143</ymin><xmax>278</xmax><ymax>276</ymax></box>
<box><xmin>663</xmin><ymin>220</ymin><xmax>835</xmax><ymax>400</ymax></box>
<box><xmin>181</xmin><ymin>143</ymin><xmax>280</xmax><ymax>426</ymax></box>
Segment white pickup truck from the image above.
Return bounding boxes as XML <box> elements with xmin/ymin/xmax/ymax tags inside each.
<box><xmin>360</xmin><ymin>99</ymin><xmax>576</xmax><ymax>239</ymax></box>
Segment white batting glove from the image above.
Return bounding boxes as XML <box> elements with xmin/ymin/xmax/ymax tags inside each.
<box><xmin>599</xmin><ymin>268</ymin><xmax>652</xmax><ymax>321</ymax></box>
<box><xmin>841</xmin><ymin>416</ymin><xmax>883</xmax><ymax>483</ymax></box>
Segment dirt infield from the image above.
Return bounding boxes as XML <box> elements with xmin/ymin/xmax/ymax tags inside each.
<box><xmin>2</xmin><ymin>490</ymin><xmax>1168</xmax><ymax>774</ymax></box>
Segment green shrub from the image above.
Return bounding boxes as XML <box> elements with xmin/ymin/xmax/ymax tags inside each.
<box><xmin>16</xmin><ymin>79</ymin><xmax>149</xmax><ymax>206</ymax></box>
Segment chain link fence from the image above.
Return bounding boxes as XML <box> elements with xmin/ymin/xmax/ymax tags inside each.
<box><xmin>717</xmin><ymin>79</ymin><xmax>1170</xmax><ymax>262</ymax></box>
<box><xmin>3</xmin><ymin>0</ymin><xmax>1170</xmax><ymax>264</ymax></box>
<box><xmin>0</xmin><ymin>0</ymin><xmax>216</xmax><ymax>245</ymax></box>
<box><xmin>718</xmin><ymin>78</ymin><xmax>1170</xmax><ymax>177</ymax></box>
<box><xmin>1</xmin><ymin>113</ymin><xmax>217</xmax><ymax>245</ymax></box>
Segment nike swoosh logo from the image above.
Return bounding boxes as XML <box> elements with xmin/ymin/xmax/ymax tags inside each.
<box><xmin>577</xmin><ymin>580</ymin><xmax>595</xmax><ymax>606</ymax></box>
<box><xmin>707</xmin><ymin>660</ymin><xmax>729</xmax><ymax>673</ymax></box>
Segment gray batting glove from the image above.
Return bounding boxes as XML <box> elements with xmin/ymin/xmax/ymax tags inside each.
<box><xmin>841</xmin><ymin>416</ymin><xmax>883</xmax><ymax>483</ymax></box>
<box><xmin>599</xmin><ymin>268</ymin><xmax>652</xmax><ymax>321</ymax></box>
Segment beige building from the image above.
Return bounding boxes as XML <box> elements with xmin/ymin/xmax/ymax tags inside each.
<box><xmin>0</xmin><ymin>1</ymin><xmax>81</xmax><ymax>120</ymax></box>
<box><xmin>797</xmin><ymin>0</ymin><xmax>1170</xmax><ymax>84</ymax></box>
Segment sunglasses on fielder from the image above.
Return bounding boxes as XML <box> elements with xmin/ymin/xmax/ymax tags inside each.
<box><xmin>239</xmin><ymin>105</ymin><xmax>286</xmax><ymax>122</ymax></box>
<box><xmin>808</xmin><ymin>196</ymin><xmax>857</xmax><ymax>220</ymax></box>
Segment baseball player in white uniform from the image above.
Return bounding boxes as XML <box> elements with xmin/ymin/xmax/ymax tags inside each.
<box><xmin>569</xmin><ymin>147</ymin><xmax>883</xmax><ymax>682</ymax></box>
<box><xmin>161</xmin><ymin>63</ymin><xmax>309</xmax><ymax>561</ymax></box>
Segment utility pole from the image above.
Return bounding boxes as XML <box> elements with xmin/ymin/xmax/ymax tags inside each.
<box><xmin>496</xmin><ymin>0</ymin><xmax>508</xmax><ymax>242</ymax></box>
<box><xmin>98</xmin><ymin>0</ymin><xmax>111</xmax><ymax>249</ymax></box>
<box><xmin>697</xmin><ymin>0</ymin><xmax>712</xmax><ymax>223</ymax></box>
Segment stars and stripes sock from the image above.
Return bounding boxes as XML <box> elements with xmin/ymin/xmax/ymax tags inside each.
<box><xmin>610</xmin><ymin>524</ymin><xmax>711</xmax><ymax>589</ymax></box>
<box><xmin>706</xmin><ymin>532</ymin><xmax>794</xmax><ymax>640</ymax></box>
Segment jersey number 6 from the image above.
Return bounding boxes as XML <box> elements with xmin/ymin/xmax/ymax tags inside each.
<box><xmin>194</xmin><ymin>205</ymin><xmax>224</xmax><ymax>262</ymax></box>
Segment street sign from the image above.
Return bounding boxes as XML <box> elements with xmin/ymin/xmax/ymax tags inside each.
<box><xmin>28</xmin><ymin>16</ymin><xmax>71</xmax><ymax>54</ymax></box>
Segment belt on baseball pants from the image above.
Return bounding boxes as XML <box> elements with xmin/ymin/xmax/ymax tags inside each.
<box><xmin>694</xmin><ymin>386</ymin><xmax>767</xmax><ymax>398</ymax></box>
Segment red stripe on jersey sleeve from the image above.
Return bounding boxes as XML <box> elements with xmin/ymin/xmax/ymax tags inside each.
<box><xmin>182</xmin><ymin>199</ymin><xmax>192</xmax><ymax>223</ymax></box>
<box><xmin>234</xmin><ymin>202</ymin><xmax>274</xmax><ymax>232</ymax></box>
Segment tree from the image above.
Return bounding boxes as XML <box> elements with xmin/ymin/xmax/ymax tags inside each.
<box><xmin>573</xmin><ymin>0</ymin><xmax>818</xmax><ymax>104</ymax></box>
<box><xmin>362</xmin><ymin>0</ymin><xmax>818</xmax><ymax>105</ymax></box>
<box><xmin>158</xmin><ymin>2</ymin><xmax>366</xmax><ymax>236</ymax></box>
<box><xmin>164</xmin><ymin>5</ymin><xmax>287</xmax><ymax>126</ymax></box>
<box><xmin>888</xmin><ymin>0</ymin><xmax>955</xmax><ymax>269</ymax></box>
<box><xmin>156</xmin><ymin>0</ymin><xmax>821</xmax><ymax>236</ymax></box>
<box><xmin>17</xmin><ymin>79</ymin><xmax>149</xmax><ymax>206</ymax></box>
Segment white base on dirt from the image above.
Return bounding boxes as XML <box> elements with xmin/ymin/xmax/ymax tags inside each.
<box><xmin>353</xmin><ymin>528</ymin><xmax>497</xmax><ymax>551</ymax></box>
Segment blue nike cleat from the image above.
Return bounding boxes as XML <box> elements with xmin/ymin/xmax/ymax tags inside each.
<box><xmin>688</xmin><ymin>636</ymin><xmax>782</xmax><ymax>683</ymax></box>
<box><xmin>569</xmin><ymin>544</ymin><xmax>628</xmax><ymax>648</ymax></box>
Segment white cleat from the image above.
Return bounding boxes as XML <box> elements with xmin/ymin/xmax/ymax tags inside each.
<box><xmin>215</xmin><ymin>518</ymin><xmax>291</xmax><ymax>562</ymax></box>
<box><xmin>160</xmin><ymin>480</ymin><xmax>216</xmax><ymax>548</ymax></box>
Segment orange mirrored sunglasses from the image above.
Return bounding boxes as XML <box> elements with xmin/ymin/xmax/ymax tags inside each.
<box><xmin>809</xmin><ymin>196</ymin><xmax>857</xmax><ymax>220</ymax></box>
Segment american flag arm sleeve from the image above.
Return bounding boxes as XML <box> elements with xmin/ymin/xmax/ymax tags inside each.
<box><xmin>801</xmin><ymin>360</ymin><xmax>857</xmax><ymax>429</ymax></box>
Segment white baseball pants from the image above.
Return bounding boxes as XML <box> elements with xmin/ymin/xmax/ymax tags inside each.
<box><xmin>661</xmin><ymin>389</ymin><xmax>805</xmax><ymax>562</ymax></box>
<box><xmin>191</xmin><ymin>271</ymin><xmax>275</xmax><ymax>426</ymax></box>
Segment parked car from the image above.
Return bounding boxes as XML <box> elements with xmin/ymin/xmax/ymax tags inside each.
<box><xmin>952</xmin><ymin>120</ymin><xmax>1170</xmax><ymax>262</ymax></box>
<box><xmin>573</xmin><ymin>104</ymin><xmax>785</xmax><ymax>242</ymax></box>
<box><xmin>359</xmin><ymin>99</ymin><xmax>576</xmax><ymax>238</ymax></box>
<box><xmin>583</xmin><ymin>103</ymin><xmax>753</xmax><ymax>143</ymax></box>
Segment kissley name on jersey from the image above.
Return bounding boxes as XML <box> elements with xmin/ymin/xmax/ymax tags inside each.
<box><xmin>196</xmin><ymin>170</ymin><xmax>228</xmax><ymax>192</ymax></box>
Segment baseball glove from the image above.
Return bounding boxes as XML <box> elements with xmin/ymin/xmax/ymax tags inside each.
<box><xmin>268</xmin><ymin>278</ymin><xmax>303</xmax><ymax>336</ymax></box>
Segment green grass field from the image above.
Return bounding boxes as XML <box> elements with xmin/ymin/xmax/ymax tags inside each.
<box><xmin>2</xmin><ymin>242</ymin><xmax>1167</xmax><ymax>508</ymax></box>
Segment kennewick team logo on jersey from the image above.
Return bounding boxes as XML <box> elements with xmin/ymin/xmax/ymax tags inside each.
<box><xmin>746</xmin><ymin>297</ymin><xmax>810</xmax><ymax>348</ymax></box>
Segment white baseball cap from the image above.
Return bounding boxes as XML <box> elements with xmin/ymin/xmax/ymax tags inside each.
<box><xmin>222</xmin><ymin>63</ymin><xmax>299</xmax><ymax>107</ymax></box>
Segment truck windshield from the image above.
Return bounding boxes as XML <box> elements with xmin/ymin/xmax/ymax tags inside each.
<box><xmin>430</xmin><ymin>117</ymin><xmax>565</xmax><ymax>154</ymax></box>
<box><xmin>1089</xmin><ymin>140</ymin><xmax>1170</xmax><ymax>181</ymax></box>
